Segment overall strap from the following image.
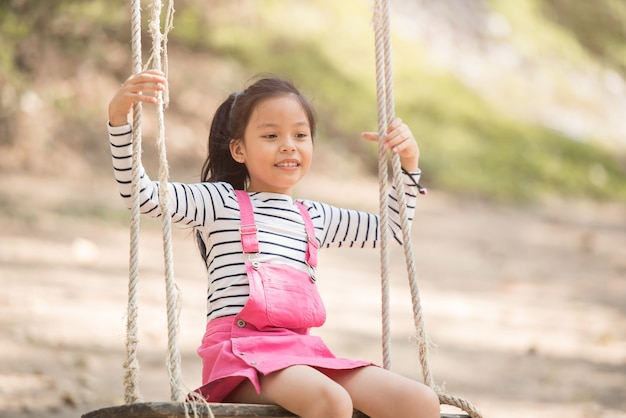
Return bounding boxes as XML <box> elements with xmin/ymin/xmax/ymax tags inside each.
<box><xmin>295</xmin><ymin>202</ymin><xmax>319</xmax><ymax>268</ymax></box>
<box><xmin>234</xmin><ymin>190</ymin><xmax>259</xmax><ymax>254</ymax></box>
<box><xmin>234</xmin><ymin>190</ymin><xmax>318</xmax><ymax>267</ymax></box>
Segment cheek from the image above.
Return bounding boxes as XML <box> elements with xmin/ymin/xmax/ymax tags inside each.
<box><xmin>301</xmin><ymin>147</ymin><xmax>313</xmax><ymax>169</ymax></box>
<box><xmin>305</xmin><ymin>143</ymin><xmax>314</xmax><ymax>160</ymax></box>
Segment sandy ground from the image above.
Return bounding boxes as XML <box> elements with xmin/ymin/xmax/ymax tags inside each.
<box><xmin>0</xmin><ymin>172</ymin><xmax>625</xmax><ymax>418</ymax></box>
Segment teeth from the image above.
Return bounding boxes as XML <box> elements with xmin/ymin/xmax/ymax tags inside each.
<box><xmin>276</xmin><ymin>162</ymin><xmax>298</xmax><ymax>167</ymax></box>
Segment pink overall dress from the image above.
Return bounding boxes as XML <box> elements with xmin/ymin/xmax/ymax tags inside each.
<box><xmin>195</xmin><ymin>191</ymin><xmax>372</xmax><ymax>402</ymax></box>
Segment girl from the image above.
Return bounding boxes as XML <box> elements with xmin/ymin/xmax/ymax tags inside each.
<box><xmin>108</xmin><ymin>70</ymin><xmax>439</xmax><ymax>418</ymax></box>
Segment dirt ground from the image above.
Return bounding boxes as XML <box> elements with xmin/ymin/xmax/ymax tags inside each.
<box><xmin>0</xmin><ymin>171</ymin><xmax>625</xmax><ymax>418</ymax></box>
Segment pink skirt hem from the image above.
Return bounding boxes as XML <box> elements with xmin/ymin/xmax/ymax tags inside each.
<box><xmin>194</xmin><ymin>316</ymin><xmax>374</xmax><ymax>402</ymax></box>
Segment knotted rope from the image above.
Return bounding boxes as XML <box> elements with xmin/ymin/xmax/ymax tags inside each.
<box><xmin>124</xmin><ymin>2</ymin><xmax>212</xmax><ymax>416</ymax></box>
<box><xmin>372</xmin><ymin>1</ymin><xmax>483</xmax><ymax>417</ymax></box>
<box><xmin>147</xmin><ymin>0</ymin><xmax>184</xmax><ymax>404</ymax></box>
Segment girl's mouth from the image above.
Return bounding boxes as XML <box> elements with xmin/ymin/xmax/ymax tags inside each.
<box><xmin>275</xmin><ymin>161</ymin><xmax>300</xmax><ymax>167</ymax></box>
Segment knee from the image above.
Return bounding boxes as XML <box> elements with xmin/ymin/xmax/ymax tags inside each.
<box><xmin>422</xmin><ymin>386</ymin><xmax>441</xmax><ymax>417</ymax></box>
<box><xmin>311</xmin><ymin>383</ymin><xmax>354</xmax><ymax>418</ymax></box>
<box><xmin>407</xmin><ymin>384</ymin><xmax>440</xmax><ymax>418</ymax></box>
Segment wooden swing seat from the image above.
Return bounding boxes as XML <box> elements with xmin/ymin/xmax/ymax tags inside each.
<box><xmin>82</xmin><ymin>402</ymin><xmax>469</xmax><ymax>418</ymax></box>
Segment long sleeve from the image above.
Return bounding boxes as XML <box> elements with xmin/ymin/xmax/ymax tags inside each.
<box><xmin>304</xmin><ymin>170</ymin><xmax>420</xmax><ymax>249</ymax></box>
<box><xmin>109</xmin><ymin>123</ymin><xmax>421</xmax><ymax>245</ymax></box>
<box><xmin>108</xmin><ymin>123</ymin><xmax>231</xmax><ymax>227</ymax></box>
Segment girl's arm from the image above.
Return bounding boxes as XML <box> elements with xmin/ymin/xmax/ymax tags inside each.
<box><xmin>309</xmin><ymin>169</ymin><xmax>421</xmax><ymax>249</ymax></box>
<box><xmin>109</xmin><ymin>125</ymin><xmax>230</xmax><ymax>227</ymax></box>
<box><xmin>313</xmin><ymin>117</ymin><xmax>419</xmax><ymax>246</ymax></box>
<box><xmin>107</xmin><ymin>70</ymin><xmax>225</xmax><ymax>226</ymax></box>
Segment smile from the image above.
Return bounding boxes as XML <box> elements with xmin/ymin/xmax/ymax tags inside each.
<box><xmin>275</xmin><ymin>162</ymin><xmax>300</xmax><ymax>167</ymax></box>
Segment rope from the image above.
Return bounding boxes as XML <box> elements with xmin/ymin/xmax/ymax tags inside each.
<box><xmin>372</xmin><ymin>1</ymin><xmax>483</xmax><ymax>417</ymax></box>
<box><xmin>373</xmin><ymin>0</ymin><xmax>393</xmax><ymax>372</ymax></box>
<box><xmin>123</xmin><ymin>0</ymin><xmax>144</xmax><ymax>405</ymax></box>
<box><xmin>146</xmin><ymin>0</ymin><xmax>184</xmax><ymax>403</ymax></box>
<box><xmin>123</xmin><ymin>0</ymin><xmax>190</xmax><ymax>409</ymax></box>
<box><xmin>124</xmin><ymin>1</ymin><xmax>214</xmax><ymax>415</ymax></box>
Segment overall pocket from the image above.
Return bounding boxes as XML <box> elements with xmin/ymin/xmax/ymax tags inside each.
<box><xmin>246</xmin><ymin>262</ymin><xmax>326</xmax><ymax>329</ymax></box>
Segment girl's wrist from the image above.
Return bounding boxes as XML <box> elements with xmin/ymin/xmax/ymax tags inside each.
<box><xmin>109</xmin><ymin>113</ymin><xmax>129</xmax><ymax>127</ymax></box>
<box><xmin>400</xmin><ymin>157</ymin><xmax>419</xmax><ymax>172</ymax></box>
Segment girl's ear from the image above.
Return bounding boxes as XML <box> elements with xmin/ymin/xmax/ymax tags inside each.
<box><xmin>229</xmin><ymin>139</ymin><xmax>245</xmax><ymax>163</ymax></box>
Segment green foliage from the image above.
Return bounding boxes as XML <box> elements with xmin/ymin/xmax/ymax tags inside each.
<box><xmin>487</xmin><ymin>0</ymin><xmax>626</xmax><ymax>78</ymax></box>
<box><xmin>396</xmin><ymin>70</ymin><xmax>626</xmax><ymax>202</ymax></box>
<box><xmin>0</xmin><ymin>0</ymin><xmax>127</xmax><ymax>76</ymax></box>
<box><xmin>539</xmin><ymin>0</ymin><xmax>626</xmax><ymax>72</ymax></box>
<box><xmin>1</xmin><ymin>0</ymin><xmax>625</xmax><ymax>203</ymax></box>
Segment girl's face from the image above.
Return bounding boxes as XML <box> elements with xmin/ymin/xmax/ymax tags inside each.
<box><xmin>230</xmin><ymin>94</ymin><xmax>313</xmax><ymax>195</ymax></box>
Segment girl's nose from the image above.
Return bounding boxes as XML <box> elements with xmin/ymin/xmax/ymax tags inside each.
<box><xmin>280</xmin><ymin>137</ymin><xmax>296</xmax><ymax>152</ymax></box>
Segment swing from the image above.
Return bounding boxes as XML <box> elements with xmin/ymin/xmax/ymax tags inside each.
<box><xmin>82</xmin><ymin>1</ymin><xmax>482</xmax><ymax>417</ymax></box>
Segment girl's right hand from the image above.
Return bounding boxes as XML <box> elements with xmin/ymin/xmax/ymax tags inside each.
<box><xmin>108</xmin><ymin>70</ymin><xmax>167</xmax><ymax>127</ymax></box>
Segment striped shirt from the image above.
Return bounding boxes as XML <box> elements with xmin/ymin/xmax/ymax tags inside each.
<box><xmin>109</xmin><ymin>123</ymin><xmax>421</xmax><ymax>322</ymax></box>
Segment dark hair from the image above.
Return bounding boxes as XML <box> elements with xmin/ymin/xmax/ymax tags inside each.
<box><xmin>199</xmin><ymin>75</ymin><xmax>317</xmax><ymax>190</ymax></box>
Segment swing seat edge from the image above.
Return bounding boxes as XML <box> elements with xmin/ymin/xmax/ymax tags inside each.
<box><xmin>81</xmin><ymin>401</ymin><xmax>470</xmax><ymax>418</ymax></box>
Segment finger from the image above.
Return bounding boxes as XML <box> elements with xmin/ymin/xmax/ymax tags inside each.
<box><xmin>387</xmin><ymin>132</ymin><xmax>415</xmax><ymax>153</ymax></box>
<box><xmin>386</xmin><ymin>117</ymin><xmax>402</xmax><ymax>132</ymax></box>
<box><xmin>120</xmin><ymin>81</ymin><xmax>165</xmax><ymax>101</ymax></box>
<box><xmin>384</xmin><ymin>126</ymin><xmax>409</xmax><ymax>145</ymax></box>
<box><xmin>361</xmin><ymin>132</ymin><xmax>379</xmax><ymax>142</ymax></box>
<box><xmin>123</xmin><ymin>71</ymin><xmax>166</xmax><ymax>90</ymax></box>
<box><xmin>123</xmin><ymin>78</ymin><xmax>166</xmax><ymax>90</ymax></box>
<box><xmin>131</xmin><ymin>93</ymin><xmax>158</xmax><ymax>104</ymax></box>
<box><xmin>385</xmin><ymin>128</ymin><xmax>408</xmax><ymax>146</ymax></box>
<box><xmin>135</xmin><ymin>80</ymin><xmax>166</xmax><ymax>92</ymax></box>
<box><xmin>125</xmin><ymin>89</ymin><xmax>161</xmax><ymax>104</ymax></box>
<box><xmin>390</xmin><ymin>139</ymin><xmax>410</xmax><ymax>154</ymax></box>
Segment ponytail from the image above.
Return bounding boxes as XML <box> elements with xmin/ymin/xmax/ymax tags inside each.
<box><xmin>199</xmin><ymin>93</ymin><xmax>249</xmax><ymax>190</ymax></box>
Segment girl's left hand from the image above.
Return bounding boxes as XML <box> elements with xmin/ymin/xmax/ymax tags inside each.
<box><xmin>362</xmin><ymin>118</ymin><xmax>420</xmax><ymax>171</ymax></box>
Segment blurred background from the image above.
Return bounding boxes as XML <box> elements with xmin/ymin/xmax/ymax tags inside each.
<box><xmin>0</xmin><ymin>0</ymin><xmax>625</xmax><ymax>417</ymax></box>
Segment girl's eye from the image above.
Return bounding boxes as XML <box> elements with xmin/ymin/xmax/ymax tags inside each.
<box><xmin>263</xmin><ymin>134</ymin><xmax>277</xmax><ymax>139</ymax></box>
<box><xmin>296</xmin><ymin>133</ymin><xmax>309</xmax><ymax>139</ymax></box>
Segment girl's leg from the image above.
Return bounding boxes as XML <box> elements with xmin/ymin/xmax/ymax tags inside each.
<box><xmin>326</xmin><ymin>366</ymin><xmax>440</xmax><ymax>418</ymax></box>
<box><xmin>224</xmin><ymin>365</ymin><xmax>354</xmax><ymax>418</ymax></box>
